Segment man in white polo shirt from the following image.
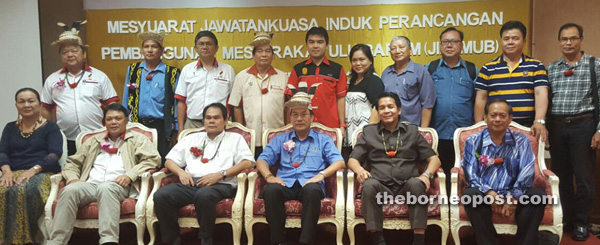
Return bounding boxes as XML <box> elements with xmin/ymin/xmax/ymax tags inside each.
<box><xmin>41</xmin><ymin>20</ymin><xmax>118</xmax><ymax>155</ymax></box>
<box><xmin>175</xmin><ymin>31</ymin><xmax>235</xmax><ymax>131</ymax></box>
<box><xmin>229</xmin><ymin>32</ymin><xmax>287</xmax><ymax>157</ymax></box>
<box><xmin>153</xmin><ymin>103</ymin><xmax>254</xmax><ymax>245</ymax></box>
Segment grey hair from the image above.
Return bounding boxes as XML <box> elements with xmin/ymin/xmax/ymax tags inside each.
<box><xmin>390</xmin><ymin>36</ymin><xmax>411</xmax><ymax>48</ymax></box>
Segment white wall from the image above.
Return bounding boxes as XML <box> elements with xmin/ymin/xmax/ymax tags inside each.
<box><xmin>0</xmin><ymin>0</ymin><xmax>43</xmax><ymax>128</ymax></box>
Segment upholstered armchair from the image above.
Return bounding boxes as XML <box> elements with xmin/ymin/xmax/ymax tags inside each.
<box><xmin>449</xmin><ymin>121</ymin><xmax>563</xmax><ymax>244</ymax></box>
<box><xmin>145</xmin><ymin>122</ymin><xmax>255</xmax><ymax>245</ymax></box>
<box><xmin>244</xmin><ymin>122</ymin><xmax>345</xmax><ymax>244</ymax></box>
<box><xmin>346</xmin><ymin>127</ymin><xmax>449</xmax><ymax>245</ymax></box>
<box><xmin>44</xmin><ymin>122</ymin><xmax>157</xmax><ymax>245</ymax></box>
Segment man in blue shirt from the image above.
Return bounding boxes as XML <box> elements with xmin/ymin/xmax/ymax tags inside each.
<box><xmin>462</xmin><ymin>99</ymin><xmax>546</xmax><ymax>245</ymax></box>
<box><xmin>381</xmin><ymin>36</ymin><xmax>436</xmax><ymax>127</ymax></box>
<box><xmin>256</xmin><ymin>91</ymin><xmax>345</xmax><ymax>245</ymax></box>
<box><xmin>426</xmin><ymin>27</ymin><xmax>477</xmax><ymax>191</ymax></box>
<box><xmin>122</xmin><ymin>32</ymin><xmax>180</xmax><ymax>163</ymax></box>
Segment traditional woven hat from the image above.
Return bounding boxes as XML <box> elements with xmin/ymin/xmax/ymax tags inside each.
<box><xmin>51</xmin><ymin>20</ymin><xmax>87</xmax><ymax>47</ymax></box>
<box><xmin>250</xmin><ymin>32</ymin><xmax>274</xmax><ymax>47</ymax></box>
<box><xmin>138</xmin><ymin>31</ymin><xmax>166</xmax><ymax>47</ymax></box>
<box><xmin>285</xmin><ymin>82</ymin><xmax>321</xmax><ymax>110</ymax></box>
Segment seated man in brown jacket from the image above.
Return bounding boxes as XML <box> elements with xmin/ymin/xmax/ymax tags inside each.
<box><xmin>46</xmin><ymin>103</ymin><xmax>161</xmax><ymax>245</ymax></box>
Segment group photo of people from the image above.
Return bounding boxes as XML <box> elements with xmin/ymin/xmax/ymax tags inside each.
<box><xmin>1</xmin><ymin>0</ymin><xmax>600</xmax><ymax>245</ymax></box>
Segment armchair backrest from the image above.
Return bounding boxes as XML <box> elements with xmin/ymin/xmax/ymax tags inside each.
<box><xmin>259</xmin><ymin>122</ymin><xmax>342</xmax><ymax>198</ymax></box>
<box><xmin>453</xmin><ymin>121</ymin><xmax>548</xmax><ymax>196</ymax></box>
<box><xmin>75</xmin><ymin>122</ymin><xmax>158</xmax><ymax>150</ymax></box>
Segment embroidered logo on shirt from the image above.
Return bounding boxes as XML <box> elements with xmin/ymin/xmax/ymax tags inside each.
<box><xmin>302</xmin><ymin>67</ymin><xmax>308</xmax><ymax>75</ymax></box>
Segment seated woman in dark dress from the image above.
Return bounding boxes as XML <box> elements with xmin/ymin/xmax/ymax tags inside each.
<box><xmin>0</xmin><ymin>88</ymin><xmax>63</xmax><ymax>244</ymax></box>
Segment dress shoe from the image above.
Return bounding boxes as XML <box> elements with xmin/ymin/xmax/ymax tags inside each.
<box><xmin>573</xmin><ymin>225</ymin><xmax>590</xmax><ymax>241</ymax></box>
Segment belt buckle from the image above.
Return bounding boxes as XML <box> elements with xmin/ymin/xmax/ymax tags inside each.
<box><xmin>565</xmin><ymin>118</ymin><xmax>572</xmax><ymax>124</ymax></box>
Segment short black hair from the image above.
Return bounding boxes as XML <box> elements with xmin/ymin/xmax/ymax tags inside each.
<box><xmin>558</xmin><ymin>23</ymin><xmax>583</xmax><ymax>40</ymax></box>
<box><xmin>376</xmin><ymin>92</ymin><xmax>401</xmax><ymax>110</ymax></box>
<box><xmin>500</xmin><ymin>20</ymin><xmax>527</xmax><ymax>39</ymax></box>
<box><xmin>103</xmin><ymin>103</ymin><xmax>129</xmax><ymax>121</ymax></box>
<box><xmin>305</xmin><ymin>26</ymin><xmax>329</xmax><ymax>45</ymax></box>
<box><xmin>440</xmin><ymin>27</ymin><xmax>464</xmax><ymax>41</ymax></box>
<box><xmin>203</xmin><ymin>103</ymin><xmax>228</xmax><ymax>120</ymax></box>
<box><xmin>484</xmin><ymin>99</ymin><xmax>513</xmax><ymax>116</ymax></box>
<box><xmin>15</xmin><ymin>87</ymin><xmax>40</xmax><ymax>102</ymax></box>
<box><xmin>194</xmin><ymin>31</ymin><xmax>218</xmax><ymax>47</ymax></box>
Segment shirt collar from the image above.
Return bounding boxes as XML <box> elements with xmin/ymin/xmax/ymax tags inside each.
<box><xmin>247</xmin><ymin>65</ymin><xmax>278</xmax><ymax>76</ymax></box>
<box><xmin>557</xmin><ymin>51</ymin><xmax>587</xmax><ymax>66</ymax></box>
<box><xmin>305</xmin><ymin>57</ymin><xmax>330</xmax><ymax>66</ymax></box>
<box><xmin>60</xmin><ymin>63</ymin><xmax>92</xmax><ymax>74</ymax></box>
<box><xmin>104</xmin><ymin>131</ymin><xmax>127</xmax><ymax>141</ymax></box>
<box><xmin>140</xmin><ymin>61</ymin><xmax>166</xmax><ymax>73</ymax></box>
<box><xmin>440</xmin><ymin>58</ymin><xmax>465</xmax><ymax>69</ymax></box>
<box><xmin>292</xmin><ymin>129</ymin><xmax>316</xmax><ymax>142</ymax></box>
<box><xmin>482</xmin><ymin>128</ymin><xmax>515</xmax><ymax>147</ymax></box>
<box><xmin>206</xmin><ymin>130</ymin><xmax>226</xmax><ymax>142</ymax></box>
<box><xmin>386</xmin><ymin>60</ymin><xmax>415</xmax><ymax>75</ymax></box>
<box><xmin>195</xmin><ymin>58</ymin><xmax>219</xmax><ymax>68</ymax></box>
<box><xmin>377</xmin><ymin>120</ymin><xmax>407</xmax><ymax>133</ymax></box>
<box><xmin>499</xmin><ymin>54</ymin><xmax>525</xmax><ymax>64</ymax></box>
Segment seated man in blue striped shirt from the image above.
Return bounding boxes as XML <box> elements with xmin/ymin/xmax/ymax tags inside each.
<box><xmin>462</xmin><ymin>99</ymin><xmax>546</xmax><ymax>245</ymax></box>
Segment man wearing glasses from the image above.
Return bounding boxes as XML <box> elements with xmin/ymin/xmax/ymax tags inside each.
<box><xmin>547</xmin><ymin>23</ymin><xmax>599</xmax><ymax>241</ymax></box>
<box><xmin>425</xmin><ymin>27</ymin><xmax>477</xmax><ymax>191</ymax></box>
<box><xmin>174</xmin><ymin>31</ymin><xmax>235</xmax><ymax>131</ymax></box>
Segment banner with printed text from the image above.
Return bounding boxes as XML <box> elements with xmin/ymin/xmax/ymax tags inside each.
<box><xmin>85</xmin><ymin>0</ymin><xmax>531</xmax><ymax>100</ymax></box>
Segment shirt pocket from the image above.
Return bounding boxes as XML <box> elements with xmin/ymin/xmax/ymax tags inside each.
<box><xmin>80</xmin><ymin>82</ymin><xmax>98</xmax><ymax>98</ymax></box>
<box><xmin>213</xmin><ymin>78</ymin><xmax>231</xmax><ymax>98</ymax></box>
<box><xmin>400</xmin><ymin>79</ymin><xmax>419</xmax><ymax>100</ymax></box>
<box><xmin>151</xmin><ymin>82</ymin><xmax>165</xmax><ymax>103</ymax></box>
<box><xmin>456</xmin><ymin>77</ymin><xmax>475</xmax><ymax>100</ymax></box>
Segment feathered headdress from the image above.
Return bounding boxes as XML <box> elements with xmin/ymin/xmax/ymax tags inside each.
<box><xmin>51</xmin><ymin>20</ymin><xmax>87</xmax><ymax>47</ymax></box>
<box><xmin>284</xmin><ymin>82</ymin><xmax>321</xmax><ymax>110</ymax></box>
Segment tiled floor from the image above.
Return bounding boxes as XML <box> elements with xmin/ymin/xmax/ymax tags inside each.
<box><xmin>67</xmin><ymin>222</ymin><xmax>600</xmax><ymax>244</ymax></box>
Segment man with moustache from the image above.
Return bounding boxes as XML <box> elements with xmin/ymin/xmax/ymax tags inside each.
<box><xmin>285</xmin><ymin>26</ymin><xmax>348</xmax><ymax>136</ymax></box>
<box><xmin>426</xmin><ymin>27</ymin><xmax>477</xmax><ymax>190</ymax></box>
<box><xmin>175</xmin><ymin>31</ymin><xmax>235</xmax><ymax>130</ymax></box>
<box><xmin>229</xmin><ymin>33</ymin><xmax>287</xmax><ymax>157</ymax></box>
<box><xmin>382</xmin><ymin>36</ymin><xmax>436</xmax><ymax>127</ymax></box>
<box><xmin>41</xmin><ymin>20</ymin><xmax>118</xmax><ymax>155</ymax></box>
<box><xmin>122</xmin><ymin>32</ymin><xmax>181</xmax><ymax>162</ymax></box>
<box><xmin>474</xmin><ymin>20</ymin><xmax>549</xmax><ymax>142</ymax></box>
<box><xmin>547</xmin><ymin>23</ymin><xmax>600</xmax><ymax>241</ymax></box>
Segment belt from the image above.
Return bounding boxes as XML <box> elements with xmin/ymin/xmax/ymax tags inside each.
<box><xmin>138</xmin><ymin>118</ymin><xmax>164</xmax><ymax>126</ymax></box>
<box><xmin>551</xmin><ymin>112</ymin><xmax>594</xmax><ymax>124</ymax></box>
<box><xmin>187</xmin><ymin>118</ymin><xmax>203</xmax><ymax>123</ymax></box>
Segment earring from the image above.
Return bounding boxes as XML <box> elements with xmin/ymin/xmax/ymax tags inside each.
<box><xmin>16</xmin><ymin>113</ymin><xmax>22</xmax><ymax>126</ymax></box>
<box><xmin>37</xmin><ymin>115</ymin><xmax>43</xmax><ymax>123</ymax></box>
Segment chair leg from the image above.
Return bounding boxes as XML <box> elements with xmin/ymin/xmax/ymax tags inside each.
<box><xmin>451</xmin><ymin>225</ymin><xmax>461</xmax><ymax>245</ymax></box>
<box><xmin>231</xmin><ymin>222</ymin><xmax>241</xmax><ymax>245</ymax></box>
<box><xmin>439</xmin><ymin>223</ymin><xmax>449</xmax><ymax>245</ymax></box>
<box><xmin>348</xmin><ymin>223</ymin><xmax>356</xmax><ymax>245</ymax></box>
<box><xmin>245</xmin><ymin>221</ymin><xmax>254</xmax><ymax>245</ymax></box>
<box><xmin>135</xmin><ymin>222</ymin><xmax>146</xmax><ymax>245</ymax></box>
<box><xmin>147</xmin><ymin>220</ymin><xmax>157</xmax><ymax>245</ymax></box>
<box><xmin>335</xmin><ymin>222</ymin><xmax>343</xmax><ymax>245</ymax></box>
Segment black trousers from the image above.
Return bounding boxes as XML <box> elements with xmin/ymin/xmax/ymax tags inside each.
<box><xmin>437</xmin><ymin>139</ymin><xmax>454</xmax><ymax>194</ymax></box>
<box><xmin>139</xmin><ymin>118</ymin><xmax>170</xmax><ymax>165</ymax></box>
<box><xmin>548</xmin><ymin>116</ymin><xmax>597</xmax><ymax>226</ymax></box>
<box><xmin>361</xmin><ymin>178</ymin><xmax>428</xmax><ymax>231</ymax></box>
<box><xmin>263</xmin><ymin>181</ymin><xmax>324</xmax><ymax>244</ymax></box>
<box><xmin>463</xmin><ymin>187</ymin><xmax>546</xmax><ymax>245</ymax></box>
<box><xmin>153</xmin><ymin>183</ymin><xmax>235</xmax><ymax>242</ymax></box>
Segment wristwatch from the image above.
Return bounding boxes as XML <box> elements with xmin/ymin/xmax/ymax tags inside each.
<box><xmin>319</xmin><ymin>171</ymin><xmax>326</xmax><ymax>178</ymax></box>
<box><xmin>221</xmin><ymin>170</ymin><xmax>227</xmax><ymax>180</ymax></box>
<box><xmin>33</xmin><ymin>165</ymin><xmax>41</xmax><ymax>173</ymax></box>
<box><xmin>421</xmin><ymin>171</ymin><xmax>434</xmax><ymax>180</ymax></box>
<box><xmin>534</xmin><ymin>119</ymin><xmax>546</xmax><ymax>125</ymax></box>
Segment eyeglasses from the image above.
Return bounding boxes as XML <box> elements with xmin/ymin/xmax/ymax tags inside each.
<box><xmin>560</xmin><ymin>36</ymin><xmax>581</xmax><ymax>43</ymax></box>
<box><xmin>196</xmin><ymin>42</ymin><xmax>215</xmax><ymax>48</ymax></box>
<box><xmin>440</xmin><ymin>40</ymin><xmax>462</xmax><ymax>46</ymax></box>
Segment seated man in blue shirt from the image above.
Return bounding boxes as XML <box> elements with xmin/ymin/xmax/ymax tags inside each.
<box><xmin>462</xmin><ymin>99</ymin><xmax>546</xmax><ymax>245</ymax></box>
<box><xmin>256</xmin><ymin>91</ymin><xmax>345</xmax><ymax>245</ymax></box>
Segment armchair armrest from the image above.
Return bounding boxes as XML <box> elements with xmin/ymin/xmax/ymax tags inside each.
<box><xmin>346</xmin><ymin>171</ymin><xmax>356</xmax><ymax>220</ymax></box>
<box><xmin>232</xmin><ymin>172</ymin><xmax>248</xmax><ymax>222</ymax></box>
<box><xmin>542</xmin><ymin>169</ymin><xmax>562</xmax><ymax>227</ymax></box>
<box><xmin>135</xmin><ymin>170</ymin><xmax>155</xmax><ymax>225</ymax></box>
<box><xmin>43</xmin><ymin>174</ymin><xmax>65</xmax><ymax>237</ymax></box>
<box><xmin>335</xmin><ymin>170</ymin><xmax>345</xmax><ymax>220</ymax></box>
<box><xmin>146</xmin><ymin>168</ymin><xmax>172</xmax><ymax>219</ymax></box>
<box><xmin>244</xmin><ymin>170</ymin><xmax>259</xmax><ymax>221</ymax></box>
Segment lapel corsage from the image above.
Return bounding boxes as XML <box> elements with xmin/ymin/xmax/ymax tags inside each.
<box><xmin>474</xmin><ymin>151</ymin><xmax>503</xmax><ymax>167</ymax></box>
